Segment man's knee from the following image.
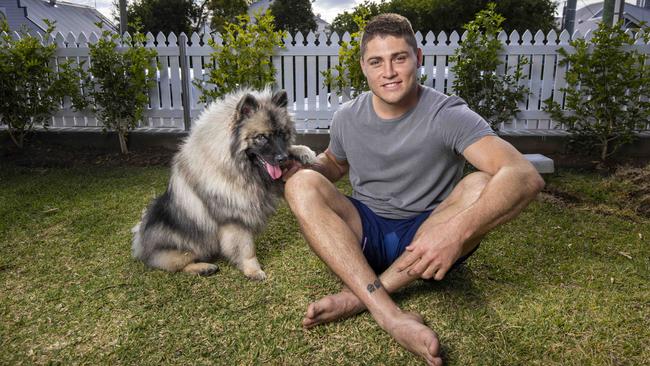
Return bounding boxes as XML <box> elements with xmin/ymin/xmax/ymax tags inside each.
<box><xmin>284</xmin><ymin>169</ymin><xmax>329</xmax><ymax>211</ymax></box>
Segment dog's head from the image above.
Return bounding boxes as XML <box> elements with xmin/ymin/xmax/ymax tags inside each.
<box><xmin>231</xmin><ymin>90</ymin><xmax>296</xmax><ymax>181</ymax></box>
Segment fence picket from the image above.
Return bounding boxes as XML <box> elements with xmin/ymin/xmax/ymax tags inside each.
<box><xmin>189</xmin><ymin>32</ymin><xmax>204</xmax><ymax>115</ymax></box>
<box><xmin>339</xmin><ymin>32</ymin><xmax>352</xmax><ymax>102</ymax></box>
<box><xmin>527</xmin><ymin>30</ymin><xmax>546</xmax><ymax>129</ymax></box>
<box><xmin>53</xmin><ymin>32</ymin><xmax>67</xmax><ymax>127</ymax></box>
<box><xmin>295</xmin><ymin>53</ymin><xmax>306</xmax><ymax>112</ymax></box>
<box><xmin>168</xmin><ymin>33</ymin><xmax>182</xmax><ymax>128</ymax></box>
<box><xmin>421</xmin><ymin>32</ymin><xmax>435</xmax><ymax>89</ymax></box>
<box><xmin>71</xmin><ymin>32</ymin><xmax>87</xmax><ymax>127</ymax></box>
<box><xmin>447</xmin><ymin>31</ymin><xmax>460</xmax><ymax>94</ymax></box>
<box><xmin>272</xmin><ymin>53</ymin><xmax>283</xmax><ymax>93</ymax></box>
<box><xmin>538</xmin><ymin>30</ymin><xmax>558</xmax><ymax>129</ymax></box>
<box><xmin>415</xmin><ymin>31</ymin><xmax>423</xmax><ymax>46</ymax></box>
<box><xmin>306</xmin><ymin>32</ymin><xmax>319</xmax><ymax>115</ymax></box>
<box><xmin>496</xmin><ymin>31</ymin><xmax>508</xmax><ymax>76</ymax></box>
<box><xmin>306</xmin><ymin>51</ymin><xmax>317</xmax><ymax>110</ymax></box>
<box><xmin>282</xmin><ymin>33</ymin><xmax>296</xmax><ymax>109</ymax></box>
<box><xmin>317</xmin><ymin>47</ymin><xmax>328</xmax><ymax>114</ymax></box>
<box><xmin>61</xmin><ymin>32</ymin><xmax>78</xmax><ymax>126</ymax></box>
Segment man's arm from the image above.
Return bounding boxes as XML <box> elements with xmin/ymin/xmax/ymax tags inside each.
<box><xmin>398</xmin><ymin>135</ymin><xmax>545</xmax><ymax>280</ymax></box>
<box><xmin>452</xmin><ymin>135</ymin><xmax>545</xmax><ymax>240</ymax></box>
<box><xmin>310</xmin><ymin>149</ymin><xmax>349</xmax><ymax>182</ymax></box>
<box><xmin>283</xmin><ymin>148</ymin><xmax>349</xmax><ymax>183</ymax></box>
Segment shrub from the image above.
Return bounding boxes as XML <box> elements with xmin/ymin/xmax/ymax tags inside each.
<box><xmin>88</xmin><ymin>25</ymin><xmax>157</xmax><ymax>154</ymax></box>
<box><xmin>451</xmin><ymin>3</ymin><xmax>528</xmax><ymax>130</ymax></box>
<box><xmin>196</xmin><ymin>11</ymin><xmax>286</xmax><ymax>102</ymax></box>
<box><xmin>0</xmin><ymin>19</ymin><xmax>86</xmax><ymax>148</ymax></box>
<box><xmin>543</xmin><ymin>22</ymin><xmax>650</xmax><ymax>162</ymax></box>
<box><xmin>322</xmin><ymin>11</ymin><xmax>369</xmax><ymax>99</ymax></box>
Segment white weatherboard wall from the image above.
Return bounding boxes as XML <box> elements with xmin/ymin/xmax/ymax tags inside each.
<box><xmin>7</xmin><ymin>28</ymin><xmax>650</xmax><ymax>132</ymax></box>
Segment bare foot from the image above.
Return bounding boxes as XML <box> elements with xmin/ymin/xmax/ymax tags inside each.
<box><xmin>382</xmin><ymin>311</ymin><xmax>442</xmax><ymax>366</ymax></box>
<box><xmin>302</xmin><ymin>290</ymin><xmax>366</xmax><ymax>328</ymax></box>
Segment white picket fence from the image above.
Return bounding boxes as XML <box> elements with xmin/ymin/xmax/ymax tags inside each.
<box><xmin>18</xmin><ymin>28</ymin><xmax>650</xmax><ymax>132</ymax></box>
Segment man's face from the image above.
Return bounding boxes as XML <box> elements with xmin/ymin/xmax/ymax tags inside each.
<box><xmin>360</xmin><ymin>35</ymin><xmax>422</xmax><ymax>111</ymax></box>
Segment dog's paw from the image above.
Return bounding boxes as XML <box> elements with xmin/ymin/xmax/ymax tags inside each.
<box><xmin>183</xmin><ymin>262</ymin><xmax>219</xmax><ymax>277</ymax></box>
<box><xmin>245</xmin><ymin>269</ymin><xmax>267</xmax><ymax>281</ymax></box>
<box><xmin>198</xmin><ymin>265</ymin><xmax>219</xmax><ymax>277</ymax></box>
<box><xmin>289</xmin><ymin>145</ymin><xmax>317</xmax><ymax>165</ymax></box>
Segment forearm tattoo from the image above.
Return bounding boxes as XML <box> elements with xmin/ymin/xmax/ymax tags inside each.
<box><xmin>366</xmin><ymin>279</ymin><xmax>382</xmax><ymax>293</ymax></box>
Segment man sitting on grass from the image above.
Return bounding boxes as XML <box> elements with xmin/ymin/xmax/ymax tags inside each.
<box><xmin>282</xmin><ymin>13</ymin><xmax>544</xmax><ymax>365</ymax></box>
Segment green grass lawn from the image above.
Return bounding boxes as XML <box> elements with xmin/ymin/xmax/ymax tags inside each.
<box><xmin>1</xmin><ymin>163</ymin><xmax>648</xmax><ymax>365</ymax></box>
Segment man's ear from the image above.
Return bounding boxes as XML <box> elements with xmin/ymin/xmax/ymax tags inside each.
<box><xmin>272</xmin><ymin>90</ymin><xmax>288</xmax><ymax>108</ymax></box>
<box><xmin>236</xmin><ymin>93</ymin><xmax>259</xmax><ymax>119</ymax></box>
<box><xmin>360</xmin><ymin>57</ymin><xmax>368</xmax><ymax>78</ymax></box>
<box><xmin>417</xmin><ymin>48</ymin><xmax>423</xmax><ymax>68</ymax></box>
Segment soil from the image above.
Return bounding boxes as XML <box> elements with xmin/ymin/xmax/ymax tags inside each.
<box><xmin>614</xmin><ymin>165</ymin><xmax>650</xmax><ymax>217</ymax></box>
<box><xmin>540</xmin><ymin>162</ymin><xmax>650</xmax><ymax>218</ymax></box>
<box><xmin>545</xmin><ymin>152</ymin><xmax>650</xmax><ymax>173</ymax></box>
<box><xmin>0</xmin><ymin>141</ymin><xmax>175</xmax><ymax>168</ymax></box>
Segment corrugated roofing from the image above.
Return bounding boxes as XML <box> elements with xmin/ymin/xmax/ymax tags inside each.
<box><xmin>21</xmin><ymin>0</ymin><xmax>114</xmax><ymax>36</ymax></box>
<box><xmin>625</xmin><ymin>4</ymin><xmax>650</xmax><ymax>23</ymax></box>
<box><xmin>574</xmin><ymin>2</ymin><xmax>650</xmax><ymax>34</ymax></box>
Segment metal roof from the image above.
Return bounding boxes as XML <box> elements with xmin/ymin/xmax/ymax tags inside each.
<box><xmin>574</xmin><ymin>2</ymin><xmax>650</xmax><ymax>34</ymax></box>
<box><xmin>21</xmin><ymin>0</ymin><xmax>115</xmax><ymax>36</ymax></box>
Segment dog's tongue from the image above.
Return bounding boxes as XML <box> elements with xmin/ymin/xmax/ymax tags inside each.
<box><xmin>264</xmin><ymin>161</ymin><xmax>282</xmax><ymax>180</ymax></box>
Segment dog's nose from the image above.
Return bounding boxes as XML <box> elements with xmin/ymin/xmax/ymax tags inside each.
<box><xmin>275</xmin><ymin>154</ymin><xmax>288</xmax><ymax>164</ymax></box>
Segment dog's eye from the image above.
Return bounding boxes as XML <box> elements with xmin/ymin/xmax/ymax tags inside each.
<box><xmin>254</xmin><ymin>135</ymin><xmax>268</xmax><ymax>144</ymax></box>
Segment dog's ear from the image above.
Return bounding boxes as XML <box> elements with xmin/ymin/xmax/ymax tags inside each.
<box><xmin>237</xmin><ymin>93</ymin><xmax>259</xmax><ymax>119</ymax></box>
<box><xmin>271</xmin><ymin>90</ymin><xmax>288</xmax><ymax>108</ymax></box>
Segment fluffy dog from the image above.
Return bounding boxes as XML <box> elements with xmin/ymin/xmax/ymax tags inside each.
<box><xmin>131</xmin><ymin>88</ymin><xmax>316</xmax><ymax>279</ymax></box>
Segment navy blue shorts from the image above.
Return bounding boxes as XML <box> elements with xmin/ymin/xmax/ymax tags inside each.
<box><xmin>348</xmin><ymin>197</ymin><xmax>479</xmax><ymax>274</ymax></box>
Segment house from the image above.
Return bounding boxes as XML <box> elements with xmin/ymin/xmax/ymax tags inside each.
<box><xmin>313</xmin><ymin>13</ymin><xmax>329</xmax><ymax>36</ymax></box>
<box><xmin>248</xmin><ymin>0</ymin><xmax>330</xmax><ymax>36</ymax></box>
<box><xmin>573</xmin><ymin>0</ymin><xmax>650</xmax><ymax>35</ymax></box>
<box><xmin>0</xmin><ymin>0</ymin><xmax>115</xmax><ymax>35</ymax></box>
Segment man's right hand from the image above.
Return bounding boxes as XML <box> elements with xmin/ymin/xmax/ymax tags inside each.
<box><xmin>282</xmin><ymin>160</ymin><xmax>304</xmax><ymax>182</ymax></box>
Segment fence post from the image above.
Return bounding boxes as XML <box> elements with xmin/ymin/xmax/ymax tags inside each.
<box><xmin>178</xmin><ymin>33</ymin><xmax>192</xmax><ymax>131</ymax></box>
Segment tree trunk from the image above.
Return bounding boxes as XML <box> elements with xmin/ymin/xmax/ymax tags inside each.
<box><xmin>7</xmin><ymin>127</ymin><xmax>23</xmax><ymax>149</ymax></box>
<box><xmin>601</xmin><ymin>139</ymin><xmax>609</xmax><ymax>162</ymax></box>
<box><xmin>118</xmin><ymin>131</ymin><xmax>129</xmax><ymax>155</ymax></box>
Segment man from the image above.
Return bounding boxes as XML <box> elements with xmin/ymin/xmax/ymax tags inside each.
<box><xmin>283</xmin><ymin>13</ymin><xmax>544</xmax><ymax>366</ymax></box>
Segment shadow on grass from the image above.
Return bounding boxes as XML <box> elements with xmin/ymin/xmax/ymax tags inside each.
<box><xmin>390</xmin><ymin>264</ymin><xmax>500</xmax><ymax>363</ymax></box>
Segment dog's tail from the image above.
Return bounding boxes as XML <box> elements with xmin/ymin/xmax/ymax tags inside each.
<box><xmin>131</xmin><ymin>208</ymin><xmax>147</xmax><ymax>259</ymax></box>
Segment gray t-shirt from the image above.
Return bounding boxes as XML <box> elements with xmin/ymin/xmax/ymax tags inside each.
<box><xmin>328</xmin><ymin>86</ymin><xmax>495</xmax><ymax>219</ymax></box>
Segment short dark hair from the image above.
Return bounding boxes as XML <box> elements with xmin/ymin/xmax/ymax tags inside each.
<box><xmin>360</xmin><ymin>13</ymin><xmax>418</xmax><ymax>58</ymax></box>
